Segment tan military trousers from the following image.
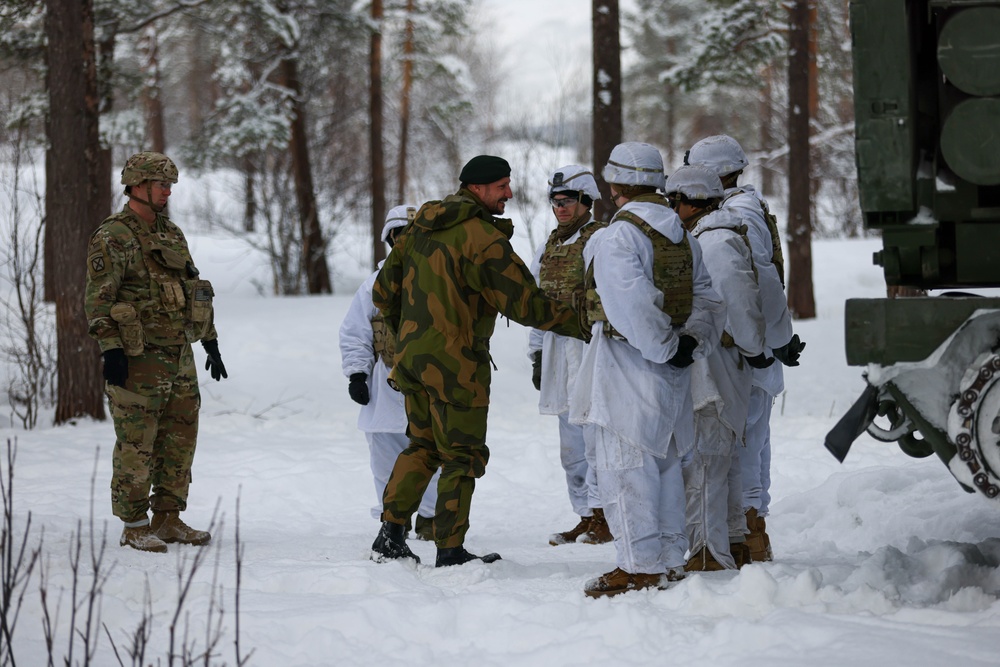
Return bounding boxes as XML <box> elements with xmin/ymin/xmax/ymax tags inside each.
<box><xmin>107</xmin><ymin>343</ymin><xmax>200</xmax><ymax>523</ymax></box>
<box><xmin>381</xmin><ymin>388</ymin><xmax>489</xmax><ymax>549</ymax></box>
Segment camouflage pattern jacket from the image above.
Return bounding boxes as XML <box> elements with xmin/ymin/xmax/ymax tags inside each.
<box><xmin>85</xmin><ymin>205</ymin><xmax>217</xmax><ymax>353</ymax></box>
<box><xmin>373</xmin><ymin>189</ymin><xmax>584</xmax><ymax>408</ymax></box>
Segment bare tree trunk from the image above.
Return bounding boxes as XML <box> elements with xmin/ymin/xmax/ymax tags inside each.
<box><xmin>243</xmin><ymin>156</ymin><xmax>256</xmax><ymax>232</ymax></box>
<box><xmin>591</xmin><ymin>0</ymin><xmax>622</xmax><ymax>223</ymax></box>
<box><xmin>760</xmin><ymin>65</ymin><xmax>774</xmax><ymax>195</ymax></box>
<box><xmin>396</xmin><ymin>0</ymin><xmax>414</xmax><ymax>204</ymax></box>
<box><xmin>370</xmin><ymin>0</ymin><xmax>386</xmax><ymax>268</ymax></box>
<box><xmin>139</xmin><ymin>26</ymin><xmax>166</xmax><ymax>153</ymax></box>
<box><xmin>281</xmin><ymin>57</ymin><xmax>332</xmax><ymax>294</ymax></box>
<box><xmin>786</xmin><ymin>0</ymin><xmax>816</xmax><ymax>319</ymax></box>
<box><xmin>45</xmin><ymin>0</ymin><xmax>106</xmax><ymax>423</ymax></box>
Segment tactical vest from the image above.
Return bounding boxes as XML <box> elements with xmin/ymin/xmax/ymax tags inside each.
<box><xmin>725</xmin><ymin>190</ymin><xmax>784</xmax><ymax>286</ymax></box>
<box><xmin>538</xmin><ymin>220</ymin><xmax>607</xmax><ymax>309</ymax></box>
<box><xmin>117</xmin><ymin>213</ymin><xmax>215</xmax><ymax>346</ymax></box>
<box><xmin>371</xmin><ymin>311</ymin><xmax>395</xmax><ymax>367</ymax></box>
<box><xmin>584</xmin><ymin>206</ymin><xmax>694</xmax><ymax>337</ymax></box>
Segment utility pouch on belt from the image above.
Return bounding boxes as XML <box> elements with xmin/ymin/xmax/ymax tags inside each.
<box><xmin>110</xmin><ymin>303</ymin><xmax>145</xmax><ymax>356</ymax></box>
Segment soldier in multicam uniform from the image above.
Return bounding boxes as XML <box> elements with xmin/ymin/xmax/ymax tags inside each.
<box><xmin>686</xmin><ymin>135</ymin><xmax>806</xmax><ymax>561</ymax></box>
<box><xmin>85</xmin><ymin>152</ymin><xmax>227</xmax><ymax>554</ymax></box>
<box><xmin>527</xmin><ymin>165</ymin><xmax>612</xmax><ymax>547</ymax></box>
<box><xmin>662</xmin><ymin>166</ymin><xmax>771</xmax><ymax>572</ymax></box>
<box><xmin>569</xmin><ymin>142</ymin><xmax>725</xmax><ymax>597</ymax></box>
<box><xmin>339</xmin><ymin>205</ymin><xmax>438</xmax><ymax>540</ymax></box>
<box><xmin>369</xmin><ymin>155</ymin><xmax>587</xmax><ymax>568</ymax></box>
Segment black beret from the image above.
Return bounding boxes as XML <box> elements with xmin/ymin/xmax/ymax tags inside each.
<box><xmin>460</xmin><ymin>155</ymin><xmax>511</xmax><ymax>185</ymax></box>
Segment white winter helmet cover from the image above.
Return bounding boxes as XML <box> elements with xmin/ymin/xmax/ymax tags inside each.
<box><xmin>548</xmin><ymin>164</ymin><xmax>602</xmax><ymax>201</ymax></box>
<box><xmin>601</xmin><ymin>142</ymin><xmax>666</xmax><ymax>189</ymax></box>
<box><xmin>686</xmin><ymin>134</ymin><xmax>749</xmax><ymax>176</ymax></box>
<box><xmin>664</xmin><ymin>165</ymin><xmax>725</xmax><ymax>201</ymax></box>
<box><xmin>381</xmin><ymin>204</ymin><xmax>415</xmax><ymax>243</ymax></box>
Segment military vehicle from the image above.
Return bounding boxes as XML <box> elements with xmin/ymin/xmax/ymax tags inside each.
<box><xmin>826</xmin><ymin>0</ymin><xmax>1000</xmax><ymax>500</ymax></box>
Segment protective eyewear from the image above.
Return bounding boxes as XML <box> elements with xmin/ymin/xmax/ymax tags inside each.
<box><xmin>549</xmin><ymin>195</ymin><xmax>579</xmax><ymax>209</ymax></box>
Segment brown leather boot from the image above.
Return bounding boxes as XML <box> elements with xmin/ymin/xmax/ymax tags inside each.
<box><xmin>730</xmin><ymin>541</ymin><xmax>753</xmax><ymax>568</ymax></box>
<box><xmin>120</xmin><ymin>524</ymin><xmax>168</xmax><ymax>553</ymax></box>
<box><xmin>581</xmin><ymin>508</ymin><xmax>613</xmax><ymax>544</ymax></box>
<box><xmin>584</xmin><ymin>567</ymin><xmax>683</xmax><ymax>598</ymax></box>
<box><xmin>549</xmin><ymin>515</ymin><xmax>592</xmax><ymax>545</ymax></box>
<box><xmin>744</xmin><ymin>508</ymin><xmax>773</xmax><ymax>562</ymax></box>
<box><xmin>151</xmin><ymin>512</ymin><xmax>211</xmax><ymax>546</ymax></box>
<box><xmin>684</xmin><ymin>546</ymin><xmax>726</xmax><ymax>572</ymax></box>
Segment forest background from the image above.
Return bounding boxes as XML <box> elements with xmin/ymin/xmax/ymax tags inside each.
<box><xmin>0</xmin><ymin>0</ymin><xmax>850</xmax><ymax>429</ymax></box>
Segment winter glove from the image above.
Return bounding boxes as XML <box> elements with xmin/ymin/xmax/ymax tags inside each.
<box><xmin>667</xmin><ymin>334</ymin><xmax>698</xmax><ymax>369</ymax></box>
<box><xmin>743</xmin><ymin>352</ymin><xmax>776</xmax><ymax>369</ymax></box>
<box><xmin>202</xmin><ymin>338</ymin><xmax>229</xmax><ymax>381</ymax></box>
<box><xmin>531</xmin><ymin>350</ymin><xmax>542</xmax><ymax>391</ymax></box>
<box><xmin>772</xmin><ymin>334</ymin><xmax>806</xmax><ymax>367</ymax></box>
<box><xmin>102</xmin><ymin>348</ymin><xmax>128</xmax><ymax>387</ymax></box>
<box><xmin>349</xmin><ymin>373</ymin><xmax>370</xmax><ymax>405</ymax></box>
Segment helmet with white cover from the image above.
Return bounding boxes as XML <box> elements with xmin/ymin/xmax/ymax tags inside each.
<box><xmin>686</xmin><ymin>135</ymin><xmax>749</xmax><ymax>177</ymax></box>
<box><xmin>664</xmin><ymin>165</ymin><xmax>725</xmax><ymax>201</ymax></box>
<box><xmin>381</xmin><ymin>204</ymin><xmax>415</xmax><ymax>244</ymax></box>
<box><xmin>548</xmin><ymin>165</ymin><xmax>602</xmax><ymax>203</ymax></box>
<box><xmin>602</xmin><ymin>142</ymin><xmax>666</xmax><ymax>190</ymax></box>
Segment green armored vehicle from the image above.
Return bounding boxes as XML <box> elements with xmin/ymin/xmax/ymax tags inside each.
<box><xmin>829</xmin><ymin>0</ymin><xmax>1000</xmax><ymax>499</ymax></box>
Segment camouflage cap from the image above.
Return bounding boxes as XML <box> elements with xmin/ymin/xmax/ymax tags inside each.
<box><xmin>121</xmin><ymin>152</ymin><xmax>179</xmax><ymax>186</ymax></box>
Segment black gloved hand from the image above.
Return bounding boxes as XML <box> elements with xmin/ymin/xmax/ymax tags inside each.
<box><xmin>743</xmin><ymin>352</ymin><xmax>776</xmax><ymax>369</ymax></box>
<box><xmin>102</xmin><ymin>348</ymin><xmax>128</xmax><ymax>387</ymax></box>
<box><xmin>772</xmin><ymin>333</ymin><xmax>806</xmax><ymax>367</ymax></box>
<box><xmin>531</xmin><ymin>350</ymin><xmax>542</xmax><ymax>391</ymax></box>
<box><xmin>349</xmin><ymin>373</ymin><xmax>370</xmax><ymax>405</ymax></box>
<box><xmin>667</xmin><ymin>334</ymin><xmax>698</xmax><ymax>368</ymax></box>
<box><xmin>201</xmin><ymin>338</ymin><xmax>229</xmax><ymax>381</ymax></box>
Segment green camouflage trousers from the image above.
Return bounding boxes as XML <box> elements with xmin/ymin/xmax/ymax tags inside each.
<box><xmin>382</xmin><ymin>388</ymin><xmax>489</xmax><ymax>548</ymax></box>
<box><xmin>106</xmin><ymin>343</ymin><xmax>200</xmax><ymax>523</ymax></box>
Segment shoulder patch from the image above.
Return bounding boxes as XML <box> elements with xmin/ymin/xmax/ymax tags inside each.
<box><xmin>88</xmin><ymin>249</ymin><xmax>108</xmax><ymax>277</ymax></box>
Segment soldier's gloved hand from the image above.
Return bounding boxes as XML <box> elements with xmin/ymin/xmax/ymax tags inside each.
<box><xmin>349</xmin><ymin>373</ymin><xmax>370</xmax><ymax>405</ymax></box>
<box><xmin>743</xmin><ymin>352</ymin><xmax>775</xmax><ymax>369</ymax></box>
<box><xmin>531</xmin><ymin>350</ymin><xmax>542</xmax><ymax>391</ymax></box>
<box><xmin>772</xmin><ymin>334</ymin><xmax>806</xmax><ymax>367</ymax></box>
<box><xmin>201</xmin><ymin>338</ymin><xmax>228</xmax><ymax>381</ymax></box>
<box><xmin>667</xmin><ymin>334</ymin><xmax>698</xmax><ymax>369</ymax></box>
<box><xmin>102</xmin><ymin>348</ymin><xmax>128</xmax><ymax>387</ymax></box>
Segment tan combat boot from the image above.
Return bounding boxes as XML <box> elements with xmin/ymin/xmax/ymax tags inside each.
<box><xmin>744</xmin><ymin>508</ymin><xmax>773</xmax><ymax>562</ymax></box>
<box><xmin>151</xmin><ymin>511</ymin><xmax>211</xmax><ymax>546</ymax></box>
<box><xmin>730</xmin><ymin>541</ymin><xmax>753</xmax><ymax>568</ymax></box>
<box><xmin>581</xmin><ymin>508</ymin><xmax>613</xmax><ymax>544</ymax></box>
<box><xmin>684</xmin><ymin>546</ymin><xmax>726</xmax><ymax>572</ymax></box>
<box><xmin>120</xmin><ymin>524</ymin><xmax>168</xmax><ymax>553</ymax></box>
<box><xmin>584</xmin><ymin>567</ymin><xmax>684</xmax><ymax>598</ymax></box>
<box><xmin>548</xmin><ymin>515</ymin><xmax>592</xmax><ymax>546</ymax></box>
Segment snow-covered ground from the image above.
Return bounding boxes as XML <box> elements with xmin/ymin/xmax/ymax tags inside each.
<box><xmin>3</xmin><ymin>206</ymin><xmax>1000</xmax><ymax>665</ymax></box>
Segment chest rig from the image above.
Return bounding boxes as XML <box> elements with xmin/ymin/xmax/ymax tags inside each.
<box><xmin>585</xmin><ymin>204</ymin><xmax>694</xmax><ymax>338</ymax></box>
<box><xmin>538</xmin><ymin>220</ymin><xmax>607</xmax><ymax>309</ymax></box>
<box><xmin>118</xmin><ymin>213</ymin><xmax>214</xmax><ymax>346</ymax></box>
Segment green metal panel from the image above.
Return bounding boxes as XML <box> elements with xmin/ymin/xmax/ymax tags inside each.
<box><xmin>937</xmin><ymin>6</ymin><xmax>1000</xmax><ymax>96</ymax></box>
<box><xmin>851</xmin><ymin>0</ymin><xmax>915</xmax><ymax>213</ymax></box>
<box><xmin>940</xmin><ymin>98</ymin><xmax>1000</xmax><ymax>185</ymax></box>
<box><xmin>845</xmin><ymin>297</ymin><xmax>1000</xmax><ymax>365</ymax></box>
<box><xmin>956</xmin><ymin>224</ymin><xmax>1000</xmax><ymax>282</ymax></box>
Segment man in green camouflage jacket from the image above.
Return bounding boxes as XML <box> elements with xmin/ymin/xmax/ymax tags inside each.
<box><xmin>370</xmin><ymin>155</ymin><xmax>587</xmax><ymax>567</ymax></box>
<box><xmin>84</xmin><ymin>152</ymin><xmax>227</xmax><ymax>554</ymax></box>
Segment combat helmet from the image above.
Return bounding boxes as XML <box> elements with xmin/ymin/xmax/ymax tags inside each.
<box><xmin>121</xmin><ymin>152</ymin><xmax>178</xmax><ymax>186</ymax></box>
<box><xmin>549</xmin><ymin>165</ymin><xmax>602</xmax><ymax>205</ymax></box>
<box><xmin>685</xmin><ymin>135</ymin><xmax>748</xmax><ymax>177</ymax></box>
<box><xmin>381</xmin><ymin>204</ymin><xmax>415</xmax><ymax>246</ymax></box>
<box><xmin>602</xmin><ymin>142</ymin><xmax>666</xmax><ymax>190</ymax></box>
<box><xmin>664</xmin><ymin>165</ymin><xmax>725</xmax><ymax>202</ymax></box>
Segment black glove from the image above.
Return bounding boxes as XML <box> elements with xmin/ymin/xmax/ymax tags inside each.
<box><xmin>743</xmin><ymin>352</ymin><xmax>776</xmax><ymax>369</ymax></box>
<box><xmin>531</xmin><ymin>351</ymin><xmax>542</xmax><ymax>391</ymax></box>
<box><xmin>102</xmin><ymin>348</ymin><xmax>128</xmax><ymax>387</ymax></box>
<box><xmin>202</xmin><ymin>338</ymin><xmax>228</xmax><ymax>381</ymax></box>
<box><xmin>772</xmin><ymin>334</ymin><xmax>806</xmax><ymax>367</ymax></box>
<box><xmin>667</xmin><ymin>334</ymin><xmax>698</xmax><ymax>369</ymax></box>
<box><xmin>349</xmin><ymin>373</ymin><xmax>370</xmax><ymax>405</ymax></box>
